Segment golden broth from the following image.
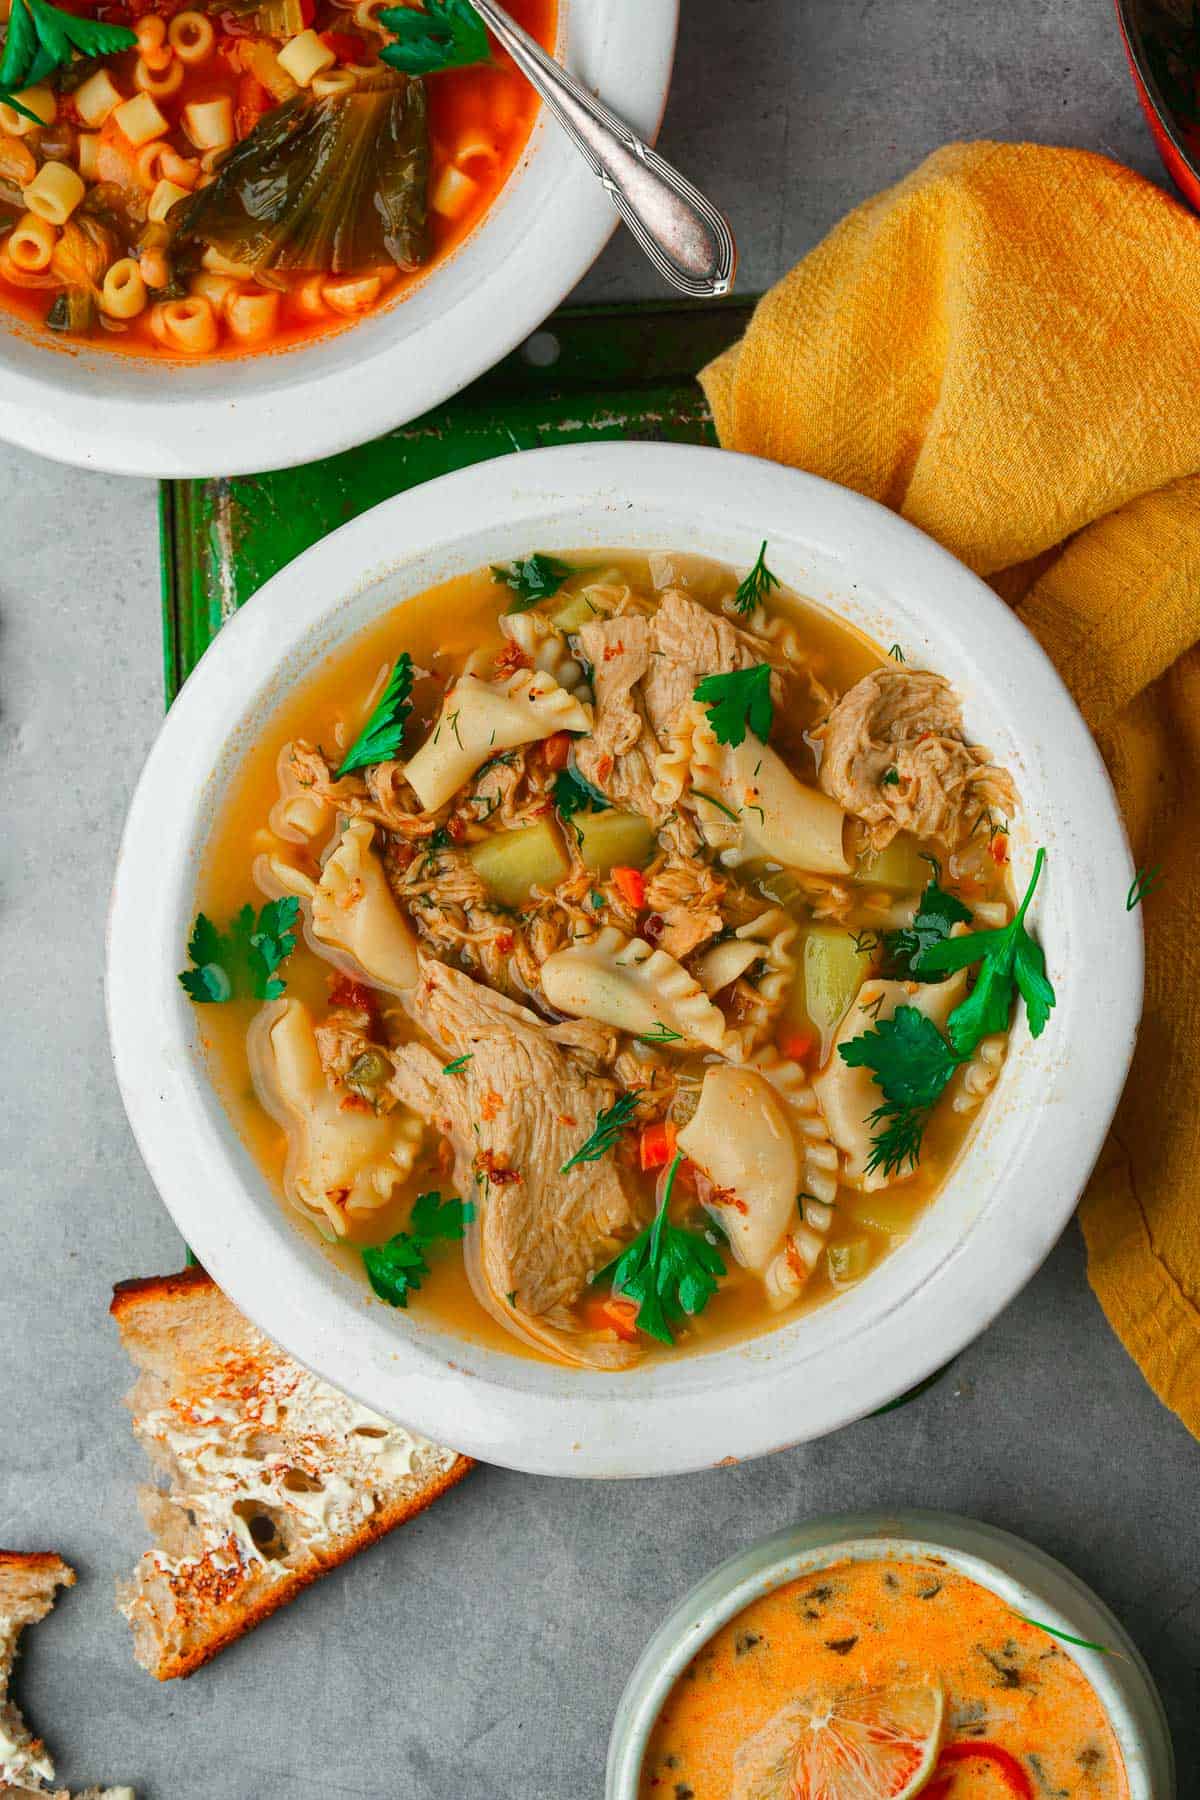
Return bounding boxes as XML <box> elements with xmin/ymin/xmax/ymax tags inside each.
<box><xmin>640</xmin><ymin>1555</ymin><xmax>1128</xmax><ymax>1800</ymax></box>
<box><xmin>195</xmin><ymin>552</ymin><xmax>1014</xmax><ymax>1364</ymax></box>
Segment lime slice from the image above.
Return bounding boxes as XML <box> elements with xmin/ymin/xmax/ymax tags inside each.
<box><xmin>732</xmin><ymin>1679</ymin><xmax>945</xmax><ymax>1800</ymax></box>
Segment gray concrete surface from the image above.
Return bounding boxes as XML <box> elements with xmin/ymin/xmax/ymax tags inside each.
<box><xmin>1</xmin><ymin>3</ymin><xmax>1196</xmax><ymax>1796</ymax></box>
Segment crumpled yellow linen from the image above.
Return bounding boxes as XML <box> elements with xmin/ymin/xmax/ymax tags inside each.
<box><xmin>701</xmin><ymin>140</ymin><xmax>1200</xmax><ymax>1437</ymax></box>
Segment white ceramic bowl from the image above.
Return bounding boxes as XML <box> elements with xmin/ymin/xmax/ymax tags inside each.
<box><xmin>106</xmin><ymin>442</ymin><xmax>1142</xmax><ymax>1477</ymax></box>
<box><xmin>606</xmin><ymin>1510</ymin><xmax>1175</xmax><ymax>1797</ymax></box>
<box><xmin>0</xmin><ymin>3</ymin><xmax>676</xmax><ymax>478</ymax></box>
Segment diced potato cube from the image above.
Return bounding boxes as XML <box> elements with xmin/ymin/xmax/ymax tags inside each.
<box><xmin>845</xmin><ymin>1190</ymin><xmax>918</xmax><ymax>1237</ymax></box>
<box><xmin>802</xmin><ymin>928</ymin><xmax>870</xmax><ymax>1034</ymax></box>
<box><xmin>574</xmin><ymin>810</ymin><xmax>656</xmax><ymax>876</ymax></box>
<box><xmin>550</xmin><ymin>593</ymin><xmax>595</xmax><ymax>631</ymax></box>
<box><xmin>851</xmin><ymin>833</ymin><xmax>929</xmax><ymax>891</ymax></box>
<box><xmin>467</xmin><ymin>820</ymin><xmax>568</xmax><ymax>908</ymax></box>
<box><xmin>827</xmin><ymin>1237</ymin><xmax>872</xmax><ymax>1285</ymax></box>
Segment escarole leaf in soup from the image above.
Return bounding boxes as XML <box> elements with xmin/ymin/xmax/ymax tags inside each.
<box><xmin>172</xmin><ymin>79</ymin><xmax>430</xmax><ymax>277</ymax></box>
<box><xmin>379</xmin><ymin>0</ymin><xmax>491</xmax><ymax>75</ymax></box>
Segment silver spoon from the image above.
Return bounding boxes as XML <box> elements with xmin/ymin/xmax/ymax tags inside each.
<box><xmin>470</xmin><ymin>0</ymin><xmax>737</xmax><ymax>300</ymax></box>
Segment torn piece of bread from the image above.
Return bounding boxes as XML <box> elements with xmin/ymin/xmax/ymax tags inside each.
<box><xmin>111</xmin><ymin>1268</ymin><xmax>471</xmax><ymax>1681</ymax></box>
<box><xmin>0</xmin><ymin>1552</ymin><xmax>134</xmax><ymax>1800</ymax></box>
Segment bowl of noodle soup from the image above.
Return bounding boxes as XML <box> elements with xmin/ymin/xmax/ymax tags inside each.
<box><xmin>106</xmin><ymin>442</ymin><xmax>1141</xmax><ymax>1476</ymax></box>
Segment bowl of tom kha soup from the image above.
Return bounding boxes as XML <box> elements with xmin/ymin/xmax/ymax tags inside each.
<box><xmin>608</xmin><ymin>1511</ymin><xmax>1173</xmax><ymax>1800</ymax></box>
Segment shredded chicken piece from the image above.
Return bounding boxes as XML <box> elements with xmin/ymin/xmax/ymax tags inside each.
<box><xmin>613</xmin><ymin>1047</ymin><xmax>679</xmax><ymax>1121</ymax></box>
<box><xmin>313</xmin><ymin>1009</ymin><xmax>400</xmax><ymax>1115</ymax></box>
<box><xmin>814</xmin><ymin>668</ymin><xmax>1019</xmax><ymax>850</ymax></box>
<box><xmin>640</xmin><ymin>589</ymin><xmax>781</xmax><ymax>744</ymax></box>
<box><xmin>573</xmin><ymin>612</ymin><xmax>675</xmax><ymax>831</ymax></box>
<box><xmin>643</xmin><ymin>852</ymin><xmax>727</xmax><ymax>960</ymax></box>
<box><xmin>287</xmin><ymin>741</ymin><xmax>443</xmax><ymax>839</ymax></box>
<box><xmin>388</xmin><ymin>961</ymin><xmax>644</xmax><ymax>1369</ymax></box>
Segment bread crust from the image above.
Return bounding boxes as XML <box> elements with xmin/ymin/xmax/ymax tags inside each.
<box><xmin>111</xmin><ymin>1268</ymin><xmax>471</xmax><ymax>1680</ymax></box>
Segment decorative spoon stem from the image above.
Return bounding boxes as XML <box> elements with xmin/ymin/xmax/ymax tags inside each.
<box><xmin>470</xmin><ymin>0</ymin><xmax>737</xmax><ymax>300</ymax></box>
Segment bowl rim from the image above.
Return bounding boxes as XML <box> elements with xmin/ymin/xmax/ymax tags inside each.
<box><xmin>1114</xmin><ymin>0</ymin><xmax>1200</xmax><ymax>184</ymax></box>
<box><xmin>604</xmin><ymin>1508</ymin><xmax>1175</xmax><ymax>1799</ymax></box>
<box><xmin>0</xmin><ymin>0</ymin><xmax>679</xmax><ymax>479</ymax></box>
<box><xmin>105</xmin><ymin>440</ymin><xmax>1143</xmax><ymax>1478</ymax></box>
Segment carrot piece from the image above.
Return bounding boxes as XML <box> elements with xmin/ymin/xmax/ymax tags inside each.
<box><xmin>639</xmin><ymin>1119</ymin><xmax>677</xmax><ymax>1171</ymax></box>
<box><xmin>584</xmin><ymin>1296</ymin><xmax>640</xmax><ymax>1342</ymax></box>
<box><xmin>542</xmin><ymin>730</ymin><xmax>572</xmax><ymax>771</ymax></box>
<box><xmin>778</xmin><ymin>1026</ymin><xmax>816</xmax><ymax>1064</ymax></box>
<box><xmin>611</xmin><ymin>864</ymin><xmax>646</xmax><ymax>909</ymax></box>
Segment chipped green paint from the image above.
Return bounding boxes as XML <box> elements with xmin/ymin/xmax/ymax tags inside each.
<box><xmin>160</xmin><ymin>296</ymin><xmax>754</xmax><ymax>702</ymax></box>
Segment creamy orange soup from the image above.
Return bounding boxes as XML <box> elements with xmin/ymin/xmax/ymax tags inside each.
<box><xmin>188</xmin><ymin>549</ymin><xmax>1029</xmax><ymax>1367</ymax></box>
<box><xmin>640</xmin><ymin>1556</ymin><xmax>1128</xmax><ymax>1800</ymax></box>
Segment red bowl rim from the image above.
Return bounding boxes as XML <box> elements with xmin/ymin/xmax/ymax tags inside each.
<box><xmin>1115</xmin><ymin>0</ymin><xmax>1200</xmax><ymax>184</ymax></box>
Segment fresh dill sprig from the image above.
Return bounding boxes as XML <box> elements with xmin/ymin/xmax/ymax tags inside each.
<box><xmin>560</xmin><ymin>1089</ymin><xmax>641</xmax><ymax>1173</ymax></box>
<box><xmin>732</xmin><ymin>541</ymin><xmax>780</xmax><ymax>614</ymax></box>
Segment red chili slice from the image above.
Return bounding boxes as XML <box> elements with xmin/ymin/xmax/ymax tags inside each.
<box><xmin>931</xmin><ymin>1742</ymin><xmax>1035</xmax><ymax>1798</ymax></box>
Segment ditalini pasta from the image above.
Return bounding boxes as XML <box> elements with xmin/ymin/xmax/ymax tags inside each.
<box><xmin>184</xmin><ymin>549</ymin><xmax>1036</xmax><ymax>1366</ymax></box>
<box><xmin>0</xmin><ymin>0</ymin><xmax>554</xmax><ymax>356</ymax></box>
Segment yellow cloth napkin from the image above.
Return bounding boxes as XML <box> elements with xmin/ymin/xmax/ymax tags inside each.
<box><xmin>701</xmin><ymin>140</ymin><xmax>1200</xmax><ymax>1436</ymax></box>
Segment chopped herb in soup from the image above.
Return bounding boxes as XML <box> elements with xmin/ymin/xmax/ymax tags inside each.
<box><xmin>184</xmin><ymin>549</ymin><xmax>1049</xmax><ymax>1367</ymax></box>
<box><xmin>639</xmin><ymin>1556</ymin><xmax>1127</xmax><ymax>1800</ymax></box>
<box><xmin>0</xmin><ymin>0</ymin><xmax>552</xmax><ymax>355</ymax></box>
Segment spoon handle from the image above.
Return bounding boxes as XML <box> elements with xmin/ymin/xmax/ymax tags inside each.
<box><xmin>470</xmin><ymin>0</ymin><xmax>737</xmax><ymax>299</ymax></box>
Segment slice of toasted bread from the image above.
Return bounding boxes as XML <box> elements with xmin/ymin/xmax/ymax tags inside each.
<box><xmin>0</xmin><ymin>1553</ymin><xmax>134</xmax><ymax>1800</ymax></box>
<box><xmin>111</xmin><ymin>1268</ymin><xmax>471</xmax><ymax>1681</ymax></box>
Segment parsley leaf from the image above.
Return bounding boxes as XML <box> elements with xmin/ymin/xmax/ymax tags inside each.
<box><xmin>918</xmin><ymin>848</ymin><xmax>1055</xmax><ymax>1055</ymax></box>
<box><xmin>336</xmin><ymin>651</ymin><xmax>414</xmax><ymax>777</ymax></box>
<box><xmin>560</xmin><ymin>1089</ymin><xmax>640</xmax><ymax>1173</ymax></box>
<box><xmin>362</xmin><ymin>1192</ymin><xmax>477</xmax><ymax>1308</ymax></box>
<box><xmin>595</xmin><ymin>1153</ymin><xmax>725</xmax><ymax>1344</ymax></box>
<box><xmin>378</xmin><ymin>0</ymin><xmax>490</xmax><ymax>74</ymax></box>
<box><xmin>883</xmin><ymin>878</ymin><xmax>973</xmax><ymax>979</ymax></box>
<box><xmin>0</xmin><ymin>0</ymin><xmax>134</xmax><ymax>119</ymax></box>
<box><xmin>178</xmin><ymin>898</ymin><xmax>300</xmax><ymax>1004</ymax></box>
<box><xmin>732</xmin><ymin>541</ymin><xmax>780</xmax><ymax>614</ymax></box>
<box><xmin>839</xmin><ymin>1005</ymin><xmax>961</xmax><ymax>1176</ymax></box>
<box><xmin>693</xmin><ymin>663</ymin><xmax>774</xmax><ymax>748</ymax></box>
<box><xmin>490</xmin><ymin>553</ymin><xmax>574</xmax><ymax>612</ymax></box>
<box><xmin>553</xmin><ymin>765</ymin><xmax>610</xmax><ymax>821</ymax></box>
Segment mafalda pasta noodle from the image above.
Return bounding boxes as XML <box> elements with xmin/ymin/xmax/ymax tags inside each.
<box><xmin>181</xmin><ymin>549</ymin><xmax>1047</xmax><ymax>1369</ymax></box>
<box><xmin>0</xmin><ymin>0</ymin><xmax>552</xmax><ymax>356</ymax></box>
